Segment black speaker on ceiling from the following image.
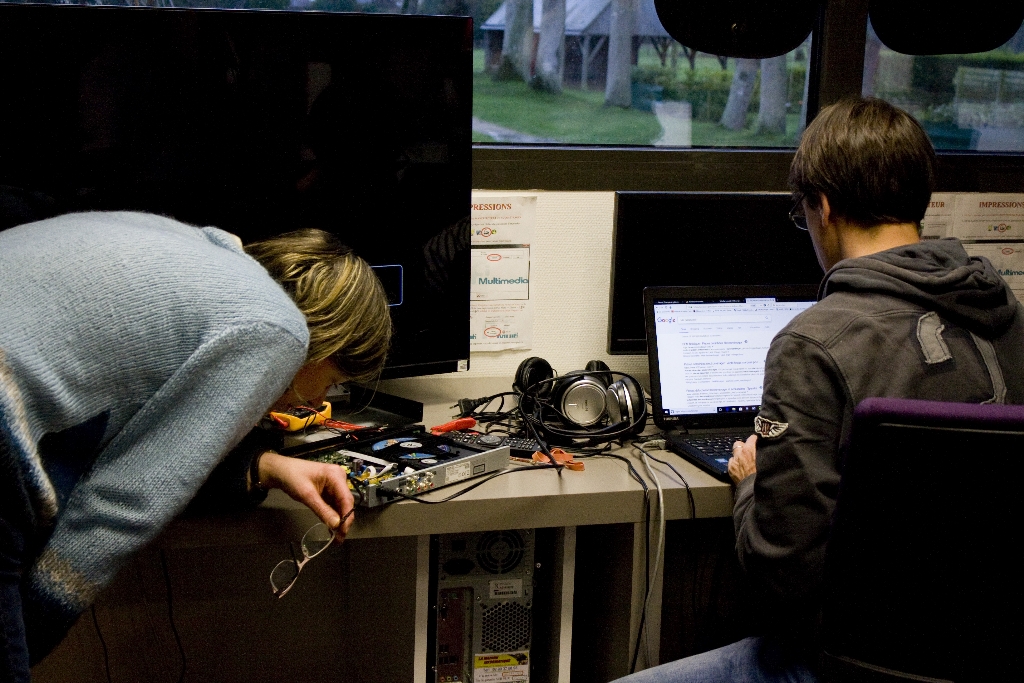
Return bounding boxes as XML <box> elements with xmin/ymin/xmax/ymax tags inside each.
<box><xmin>869</xmin><ymin>0</ymin><xmax>1024</xmax><ymax>55</ymax></box>
<box><xmin>654</xmin><ymin>0</ymin><xmax>818</xmax><ymax>59</ymax></box>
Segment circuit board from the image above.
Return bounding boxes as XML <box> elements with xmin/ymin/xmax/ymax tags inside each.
<box><xmin>306</xmin><ymin>431</ymin><xmax>510</xmax><ymax>508</ymax></box>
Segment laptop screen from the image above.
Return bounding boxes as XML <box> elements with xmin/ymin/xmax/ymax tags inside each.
<box><xmin>645</xmin><ymin>285</ymin><xmax>818</xmax><ymax>430</ymax></box>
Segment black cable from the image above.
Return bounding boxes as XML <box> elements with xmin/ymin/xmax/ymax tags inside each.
<box><xmin>632</xmin><ymin>483</ymin><xmax>651</xmax><ymax>672</ymax></box>
<box><xmin>632</xmin><ymin>440</ymin><xmax>701</xmax><ymax>665</ymax></box>
<box><xmin>635</xmin><ymin>445</ymin><xmax>698</xmax><ymax>520</ymax></box>
<box><xmin>519</xmin><ymin>399</ymin><xmax>644</xmax><ymax>450</ymax></box>
<box><xmin>589</xmin><ymin>454</ymin><xmax>651</xmax><ymax>671</ymax></box>
<box><xmin>520</xmin><ymin>405</ymin><xmax>560</xmax><ymax>467</ymax></box>
<box><xmin>159</xmin><ymin>550</ymin><xmax>187</xmax><ymax>683</ymax></box>
<box><xmin>478</xmin><ymin>393</ymin><xmax>518</xmax><ymax>420</ymax></box>
<box><xmin>90</xmin><ymin>604</ymin><xmax>112</xmax><ymax>683</ymax></box>
<box><xmin>382</xmin><ymin>463</ymin><xmax>562</xmax><ymax>504</ymax></box>
<box><xmin>453</xmin><ymin>392</ymin><xmax>519</xmax><ymax>422</ymax></box>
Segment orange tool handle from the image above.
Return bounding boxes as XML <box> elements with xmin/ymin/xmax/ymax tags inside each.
<box><xmin>430</xmin><ymin>417</ymin><xmax>477</xmax><ymax>434</ymax></box>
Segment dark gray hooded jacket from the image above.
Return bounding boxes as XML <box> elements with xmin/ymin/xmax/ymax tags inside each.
<box><xmin>733</xmin><ymin>238</ymin><xmax>1024</xmax><ymax>641</ymax></box>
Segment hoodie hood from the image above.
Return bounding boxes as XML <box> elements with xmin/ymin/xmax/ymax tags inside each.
<box><xmin>821</xmin><ymin>238</ymin><xmax>1019</xmax><ymax>337</ymax></box>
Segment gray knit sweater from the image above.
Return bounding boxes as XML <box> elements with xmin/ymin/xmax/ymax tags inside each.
<box><xmin>0</xmin><ymin>211</ymin><xmax>308</xmax><ymax>650</ymax></box>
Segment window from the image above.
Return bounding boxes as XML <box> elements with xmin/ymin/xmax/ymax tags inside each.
<box><xmin>474</xmin><ymin>1</ymin><xmax>809</xmax><ymax>148</ymax></box>
<box><xmin>864</xmin><ymin>20</ymin><xmax>1024</xmax><ymax>152</ymax></box>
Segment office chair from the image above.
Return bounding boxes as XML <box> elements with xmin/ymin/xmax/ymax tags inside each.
<box><xmin>818</xmin><ymin>397</ymin><xmax>1024</xmax><ymax>683</ymax></box>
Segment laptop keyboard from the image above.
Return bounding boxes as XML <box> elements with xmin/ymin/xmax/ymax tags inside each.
<box><xmin>685</xmin><ymin>434</ymin><xmax>748</xmax><ymax>461</ymax></box>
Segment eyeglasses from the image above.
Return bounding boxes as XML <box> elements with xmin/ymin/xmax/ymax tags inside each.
<box><xmin>270</xmin><ymin>510</ymin><xmax>353</xmax><ymax>598</ymax></box>
<box><xmin>789</xmin><ymin>194</ymin><xmax>809</xmax><ymax>231</ymax></box>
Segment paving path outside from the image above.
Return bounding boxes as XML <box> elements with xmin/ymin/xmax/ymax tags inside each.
<box><xmin>652</xmin><ymin>101</ymin><xmax>693</xmax><ymax>147</ymax></box>
<box><xmin>472</xmin><ymin>117</ymin><xmax>559</xmax><ymax>143</ymax></box>
<box><xmin>474</xmin><ymin>105</ymin><xmax>694</xmax><ymax>146</ymax></box>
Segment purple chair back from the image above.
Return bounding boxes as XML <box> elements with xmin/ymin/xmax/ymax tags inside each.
<box><xmin>820</xmin><ymin>398</ymin><xmax>1024</xmax><ymax>682</ymax></box>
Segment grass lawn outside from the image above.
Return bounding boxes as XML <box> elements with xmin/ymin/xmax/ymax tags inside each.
<box><xmin>473</xmin><ymin>72</ymin><xmax>662</xmax><ymax>144</ymax></box>
<box><xmin>693</xmin><ymin>114</ymin><xmax>803</xmax><ymax>147</ymax></box>
<box><xmin>472</xmin><ymin>48</ymin><xmax>802</xmax><ymax>148</ymax></box>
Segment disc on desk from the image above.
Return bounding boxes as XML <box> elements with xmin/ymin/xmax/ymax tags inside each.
<box><xmin>399</xmin><ymin>441</ymin><xmax>423</xmax><ymax>449</ymax></box>
<box><xmin>373</xmin><ymin>437</ymin><xmax>415</xmax><ymax>451</ymax></box>
<box><xmin>400</xmin><ymin>452</ymin><xmax>435</xmax><ymax>460</ymax></box>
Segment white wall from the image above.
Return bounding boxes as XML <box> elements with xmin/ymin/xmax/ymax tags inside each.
<box><xmin>380</xmin><ymin>191</ymin><xmax>650</xmax><ymax>408</ymax></box>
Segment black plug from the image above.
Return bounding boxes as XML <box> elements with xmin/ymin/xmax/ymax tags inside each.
<box><xmin>454</xmin><ymin>396</ymin><xmax>485</xmax><ymax>417</ymax></box>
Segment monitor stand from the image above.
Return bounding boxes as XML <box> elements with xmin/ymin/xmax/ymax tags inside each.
<box><xmin>329</xmin><ymin>383</ymin><xmax>424</xmax><ymax>427</ymax></box>
<box><xmin>279</xmin><ymin>384</ymin><xmax>424</xmax><ymax>454</ymax></box>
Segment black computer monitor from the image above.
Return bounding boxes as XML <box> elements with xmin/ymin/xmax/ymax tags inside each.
<box><xmin>609</xmin><ymin>191</ymin><xmax>824</xmax><ymax>354</ymax></box>
<box><xmin>0</xmin><ymin>4</ymin><xmax>472</xmax><ymax>379</ymax></box>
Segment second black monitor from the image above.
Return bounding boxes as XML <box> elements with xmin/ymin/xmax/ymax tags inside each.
<box><xmin>610</xmin><ymin>192</ymin><xmax>824</xmax><ymax>354</ymax></box>
<box><xmin>0</xmin><ymin>5</ymin><xmax>472</xmax><ymax>380</ymax></box>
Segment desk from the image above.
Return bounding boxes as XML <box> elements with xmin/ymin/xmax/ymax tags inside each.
<box><xmin>33</xmin><ymin>392</ymin><xmax>737</xmax><ymax>683</ymax></box>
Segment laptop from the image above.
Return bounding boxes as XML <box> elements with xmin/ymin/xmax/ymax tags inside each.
<box><xmin>644</xmin><ymin>284</ymin><xmax>818</xmax><ymax>480</ymax></box>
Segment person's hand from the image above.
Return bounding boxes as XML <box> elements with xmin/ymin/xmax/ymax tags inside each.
<box><xmin>728</xmin><ymin>434</ymin><xmax>758</xmax><ymax>485</ymax></box>
<box><xmin>257</xmin><ymin>452</ymin><xmax>356</xmax><ymax>540</ymax></box>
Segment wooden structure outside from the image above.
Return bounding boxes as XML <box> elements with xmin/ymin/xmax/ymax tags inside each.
<box><xmin>481</xmin><ymin>0</ymin><xmax>673</xmax><ymax>89</ymax></box>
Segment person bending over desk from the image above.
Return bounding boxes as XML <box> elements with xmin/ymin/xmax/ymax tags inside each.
<box><xmin>0</xmin><ymin>212</ymin><xmax>391</xmax><ymax>681</ymax></box>
<box><xmin>614</xmin><ymin>97</ymin><xmax>1024</xmax><ymax>682</ymax></box>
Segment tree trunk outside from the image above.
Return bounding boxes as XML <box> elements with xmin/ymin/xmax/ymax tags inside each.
<box><xmin>683</xmin><ymin>46</ymin><xmax>697</xmax><ymax>71</ymax></box>
<box><xmin>720</xmin><ymin>58</ymin><xmax>758</xmax><ymax>130</ymax></box>
<box><xmin>533</xmin><ymin>0</ymin><xmax>566</xmax><ymax>93</ymax></box>
<box><xmin>497</xmin><ymin>0</ymin><xmax>534</xmax><ymax>82</ymax></box>
<box><xmin>756</xmin><ymin>55</ymin><xmax>788</xmax><ymax>135</ymax></box>
<box><xmin>604</xmin><ymin>0</ymin><xmax>638</xmax><ymax>108</ymax></box>
<box><xmin>799</xmin><ymin>45</ymin><xmax>811</xmax><ymax>135</ymax></box>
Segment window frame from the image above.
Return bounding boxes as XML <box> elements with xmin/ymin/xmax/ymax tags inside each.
<box><xmin>471</xmin><ymin>0</ymin><xmax>1024</xmax><ymax>192</ymax></box>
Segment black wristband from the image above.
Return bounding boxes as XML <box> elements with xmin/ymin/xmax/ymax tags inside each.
<box><xmin>250</xmin><ymin>450</ymin><xmax>268</xmax><ymax>492</ymax></box>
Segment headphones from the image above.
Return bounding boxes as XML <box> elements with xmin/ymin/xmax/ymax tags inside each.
<box><xmin>513</xmin><ymin>357</ymin><xmax>648</xmax><ymax>445</ymax></box>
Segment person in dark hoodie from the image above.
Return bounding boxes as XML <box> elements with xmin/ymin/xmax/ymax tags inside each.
<box><xmin>614</xmin><ymin>98</ymin><xmax>1024</xmax><ymax>682</ymax></box>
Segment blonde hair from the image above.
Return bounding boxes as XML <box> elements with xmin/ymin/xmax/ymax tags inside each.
<box><xmin>245</xmin><ymin>229</ymin><xmax>391</xmax><ymax>382</ymax></box>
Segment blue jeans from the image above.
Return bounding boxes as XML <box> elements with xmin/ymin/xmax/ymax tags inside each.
<box><xmin>612</xmin><ymin>637</ymin><xmax>820</xmax><ymax>683</ymax></box>
<box><xmin>0</xmin><ymin>514</ymin><xmax>30</xmax><ymax>683</ymax></box>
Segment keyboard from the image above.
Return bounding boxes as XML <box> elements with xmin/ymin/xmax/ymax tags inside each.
<box><xmin>665</xmin><ymin>431</ymin><xmax>748</xmax><ymax>481</ymax></box>
<box><xmin>684</xmin><ymin>435</ymin><xmax>745</xmax><ymax>460</ymax></box>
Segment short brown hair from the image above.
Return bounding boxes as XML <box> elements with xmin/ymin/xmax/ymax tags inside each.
<box><xmin>789</xmin><ymin>97</ymin><xmax>936</xmax><ymax>228</ymax></box>
<box><xmin>245</xmin><ymin>229</ymin><xmax>391</xmax><ymax>382</ymax></box>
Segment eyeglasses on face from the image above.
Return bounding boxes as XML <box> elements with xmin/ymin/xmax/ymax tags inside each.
<box><xmin>789</xmin><ymin>193</ymin><xmax>809</xmax><ymax>231</ymax></box>
<box><xmin>270</xmin><ymin>510</ymin><xmax>353</xmax><ymax>598</ymax></box>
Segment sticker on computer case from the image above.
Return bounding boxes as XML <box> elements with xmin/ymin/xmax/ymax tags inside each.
<box><xmin>474</xmin><ymin>652</ymin><xmax>529</xmax><ymax>683</ymax></box>
<box><xmin>445</xmin><ymin>462</ymin><xmax>472</xmax><ymax>484</ymax></box>
<box><xmin>489</xmin><ymin>578</ymin><xmax>523</xmax><ymax>599</ymax></box>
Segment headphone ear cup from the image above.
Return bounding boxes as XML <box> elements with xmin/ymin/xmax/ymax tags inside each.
<box><xmin>515</xmin><ymin>357</ymin><xmax>554</xmax><ymax>397</ymax></box>
<box><xmin>583</xmin><ymin>359</ymin><xmax>611</xmax><ymax>390</ymax></box>
<box><xmin>606</xmin><ymin>376</ymin><xmax>647</xmax><ymax>433</ymax></box>
<box><xmin>553</xmin><ymin>367</ymin><xmax>610</xmax><ymax>428</ymax></box>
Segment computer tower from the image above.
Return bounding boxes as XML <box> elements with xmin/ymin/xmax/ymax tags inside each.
<box><xmin>434</xmin><ymin>529</ymin><xmax>535</xmax><ymax>683</ymax></box>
